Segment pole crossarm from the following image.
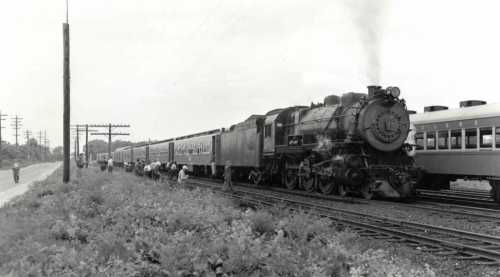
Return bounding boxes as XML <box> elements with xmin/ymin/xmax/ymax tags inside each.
<box><xmin>91</xmin><ymin>132</ymin><xmax>130</xmax><ymax>136</ymax></box>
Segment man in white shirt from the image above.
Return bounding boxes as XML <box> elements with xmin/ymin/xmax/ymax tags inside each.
<box><xmin>107</xmin><ymin>158</ymin><xmax>114</xmax><ymax>173</ymax></box>
<box><xmin>177</xmin><ymin>165</ymin><xmax>189</xmax><ymax>185</ymax></box>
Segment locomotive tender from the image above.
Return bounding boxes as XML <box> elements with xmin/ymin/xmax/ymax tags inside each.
<box><xmin>112</xmin><ymin>85</ymin><xmax>419</xmax><ymax>200</ymax></box>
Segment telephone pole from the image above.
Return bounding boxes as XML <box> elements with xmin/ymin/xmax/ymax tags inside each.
<box><xmin>38</xmin><ymin>131</ymin><xmax>43</xmax><ymax>161</ymax></box>
<box><xmin>90</xmin><ymin>124</ymin><xmax>130</xmax><ymax>158</ymax></box>
<box><xmin>0</xmin><ymin>111</ymin><xmax>7</xmax><ymax>167</ymax></box>
<box><xmin>62</xmin><ymin>1</ymin><xmax>71</xmax><ymax>183</ymax></box>
<box><xmin>11</xmin><ymin>115</ymin><xmax>23</xmax><ymax>147</ymax></box>
<box><xmin>43</xmin><ymin>131</ymin><xmax>48</xmax><ymax>159</ymax></box>
<box><xmin>71</xmin><ymin>124</ymin><xmax>98</xmax><ymax>165</ymax></box>
<box><xmin>24</xmin><ymin>130</ymin><xmax>33</xmax><ymax>160</ymax></box>
<box><xmin>24</xmin><ymin>130</ymin><xmax>32</xmax><ymax>144</ymax></box>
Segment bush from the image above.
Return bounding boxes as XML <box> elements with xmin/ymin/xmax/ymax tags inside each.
<box><xmin>0</xmin><ymin>167</ymin><xmax>449</xmax><ymax>277</ymax></box>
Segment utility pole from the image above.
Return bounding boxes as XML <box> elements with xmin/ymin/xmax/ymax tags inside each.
<box><xmin>38</xmin><ymin>131</ymin><xmax>43</xmax><ymax>161</ymax></box>
<box><xmin>71</xmin><ymin>124</ymin><xmax>98</xmax><ymax>166</ymax></box>
<box><xmin>0</xmin><ymin>111</ymin><xmax>7</xmax><ymax>167</ymax></box>
<box><xmin>43</xmin><ymin>131</ymin><xmax>48</xmax><ymax>159</ymax></box>
<box><xmin>62</xmin><ymin>0</ymin><xmax>71</xmax><ymax>183</ymax></box>
<box><xmin>85</xmin><ymin>124</ymin><xmax>89</xmax><ymax>167</ymax></box>
<box><xmin>11</xmin><ymin>115</ymin><xmax>23</xmax><ymax>147</ymax></box>
<box><xmin>89</xmin><ymin>124</ymin><xmax>130</xmax><ymax>158</ymax></box>
<box><xmin>24</xmin><ymin>130</ymin><xmax>32</xmax><ymax>144</ymax></box>
<box><xmin>24</xmin><ymin>130</ymin><xmax>32</xmax><ymax>161</ymax></box>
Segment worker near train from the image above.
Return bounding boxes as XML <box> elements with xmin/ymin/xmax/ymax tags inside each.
<box><xmin>223</xmin><ymin>161</ymin><xmax>234</xmax><ymax>192</ymax></box>
<box><xmin>76</xmin><ymin>153</ymin><xmax>85</xmax><ymax>169</ymax></box>
<box><xmin>211</xmin><ymin>159</ymin><xmax>216</xmax><ymax>179</ymax></box>
<box><xmin>107</xmin><ymin>157</ymin><xmax>114</xmax><ymax>173</ymax></box>
<box><xmin>177</xmin><ymin>165</ymin><xmax>189</xmax><ymax>185</ymax></box>
<box><xmin>170</xmin><ymin>162</ymin><xmax>178</xmax><ymax>180</ymax></box>
<box><xmin>151</xmin><ymin>160</ymin><xmax>161</xmax><ymax>181</ymax></box>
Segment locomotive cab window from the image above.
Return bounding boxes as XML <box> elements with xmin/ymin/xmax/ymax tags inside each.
<box><xmin>497</xmin><ymin>127</ymin><xmax>500</xmax><ymax>148</ymax></box>
<box><xmin>438</xmin><ymin>130</ymin><xmax>449</xmax><ymax>149</ymax></box>
<box><xmin>450</xmin><ymin>129</ymin><xmax>462</xmax><ymax>149</ymax></box>
<box><xmin>480</xmin><ymin>127</ymin><xmax>492</xmax><ymax>148</ymax></box>
<box><xmin>426</xmin><ymin>132</ymin><xmax>436</xmax><ymax>150</ymax></box>
<box><xmin>415</xmin><ymin>133</ymin><xmax>424</xmax><ymax>150</ymax></box>
<box><xmin>264</xmin><ymin>124</ymin><xmax>272</xmax><ymax>138</ymax></box>
<box><xmin>465</xmin><ymin>128</ymin><xmax>478</xmax><ymax>149</ymax></box>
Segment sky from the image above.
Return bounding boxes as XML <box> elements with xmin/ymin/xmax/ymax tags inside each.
<box><xmin>1</xmin><ymin>0</ymin><xmax>500</xmax><ymax>149</ymax></box>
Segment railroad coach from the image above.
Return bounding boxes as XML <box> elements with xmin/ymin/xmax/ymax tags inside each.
<box><xmin>133</xmin><ymin>144</ymin><xmax>149</xmax><ymax>163</ymax></box>
<box><xmin>148</xmin><ymin>140</ymin><xmax>172</xmax><ymax>163</ymax></box>
<box><xmin>173</xmin><ymin>130</ymin><xmax>220</xmax><ymax>174</ymax></box>
<box><xmin>410</xmin><ymin>100</ymin><xmax>500</xmax><ymax>202</ymax></box>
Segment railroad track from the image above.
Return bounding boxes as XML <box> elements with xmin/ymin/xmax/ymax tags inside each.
<box><xmin>417</xmin><ymin>189</ymin><xmax>498</xmax><ymax>209</ymax></box>
<box><xmin>186</xmin><ymin>176</ymin><xmax>500</xmax><ymax>223</ymax></box>
<box><xmin>185</xmin><ymin>178</ymin><xmax>500</xmax><ymax>265</ymax></box>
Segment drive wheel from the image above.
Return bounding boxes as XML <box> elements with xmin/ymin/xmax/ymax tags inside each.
<box><xmin>338</xmin><ymin>184</ymin><xmax>348</xmax><ymax>197</ymax></box>
<box><xmin>360</xmin><ymin>184</ymin><xmax>374</xmax><ymax>200</ymax></box>
<box><xmin>318</xmin><ymin>176</ymin><xmax>335</xmax><ymax>195</ymax></box>
<box><xmin>302</xmin><ymin>176</ymin><xmax>315</xmax><ymax>193</ymax></box>
<box><xmin>285</xmin><ymin>171</ymin><xmax>298</xmax><ymax>190</ymax></box>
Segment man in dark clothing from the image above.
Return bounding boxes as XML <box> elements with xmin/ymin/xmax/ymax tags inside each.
<box><xmin>223</xmin><ymin>161</ymin><xmax>234</xmax><ymax>192</ymax></box>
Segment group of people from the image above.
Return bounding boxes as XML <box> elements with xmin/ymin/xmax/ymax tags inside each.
<box><xmin>97</xmin><ymin>157</ymin><xmax>234</xmax><ymax>192</ymax></box>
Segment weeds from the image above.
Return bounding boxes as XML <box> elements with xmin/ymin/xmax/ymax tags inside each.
<box><xmin>0</xmin><ymin>167</ymin><xmax>452</xmax><ymax>276</ymax></box>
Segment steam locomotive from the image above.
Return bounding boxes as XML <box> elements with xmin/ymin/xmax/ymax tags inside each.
<box><xmin>110</xmin><ymin>85</ymin><xmax>419</xmax><ymax>200</ymax></box>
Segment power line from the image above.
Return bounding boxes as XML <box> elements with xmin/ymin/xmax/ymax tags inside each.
<box><xmin>11</xmin><ymin>115</ymin><xmax>23</xmax><ymax>147</ymax></box>
<box><xmin>24</xmin><ymin>130</ymin><xmax>32</xmax><ymax>145</ymax></box>
<box><xmin>89</xmin><ymin>123</ymin><xmax>131</xmax><ymax>159</ymax></box>
<box><xmin>0</xmin><ymin>110</ymin><xmax>7</xmax><ymax>167</ymax></box>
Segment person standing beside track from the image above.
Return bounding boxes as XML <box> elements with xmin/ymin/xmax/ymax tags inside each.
<box><xmin>223</xmin><ymin>161</ymin><xmax>234</xmax><ymax>192</ymax></box>
<box><xmin>177</xmin><ymin>165</ymin><xmax>189</xmax><ymax>185</ymax></box>
<box><xmin>107</xmin><ymin>157</ymin><xmax>114</xmax><ymax>173</ymax></box>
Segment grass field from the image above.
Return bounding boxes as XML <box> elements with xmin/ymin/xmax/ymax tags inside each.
<box><xmin>0</xmin><ymin>167</ymin><xmax>496</xmax><ymax>276</ymax></box>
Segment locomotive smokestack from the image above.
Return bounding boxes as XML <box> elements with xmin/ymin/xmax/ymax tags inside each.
<box><xmin>367</xmin><ymin>85</ymin><xmax>382</xmax><ymax>97</ymax></box>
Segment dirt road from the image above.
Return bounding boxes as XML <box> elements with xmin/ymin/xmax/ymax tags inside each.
<box><xmin>0</xmin><ymin>162</ymin><xmax>61</xmax><ymax>206</ymax></box>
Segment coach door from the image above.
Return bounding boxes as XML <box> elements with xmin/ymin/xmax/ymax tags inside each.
<box><xmin>168</xmin><ymin>142</ymin><xmax>175</xmax><ymax>162</ymax></box>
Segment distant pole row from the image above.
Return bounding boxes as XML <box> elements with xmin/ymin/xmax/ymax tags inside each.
<box><xmin>0</xmin><ymin>111</ymin><xmax>7</xmax><ymax>167</ymax></box>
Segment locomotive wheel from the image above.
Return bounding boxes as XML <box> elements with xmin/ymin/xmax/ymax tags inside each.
<box><xmin>318</xmin><ymin>177</ymin><xmax>335</xmax><ymax>195</ymax></box>
<box><xmin>338</xmin><ymin>184</ymin><xmax>348</xmax><ymax>197</ymax></box>
<box><xmin>302</xmin><ymin>176</ymin><xmax>315</xmax><ymax>193</ymax></box>
<box><xmin>360</xmin><ymin>185</ymin><xmax>374</xmax><ymax>200</ymax></box>
<box><xmin>285</xmin><ymin>172</ymin><xmax>298</xmax><ymax>190</ymax></box>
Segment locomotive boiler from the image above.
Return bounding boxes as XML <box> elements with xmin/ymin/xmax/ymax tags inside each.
<box><xmin>254</xmin><ymin>85</ymin><xmax>419</xmax><ymax>199</ymax></box>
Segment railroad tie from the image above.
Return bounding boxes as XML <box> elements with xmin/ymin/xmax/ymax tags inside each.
<box><xmin>435</xmin><ymin>250</ymin><xmax>458</xmax><ymax>256</ymax></box>
<box><xmin>456</xmin><ymin>255</ymin><xmax>481</xmax><ymax>260</ymax></box>
<box><xmin>474</xmin><ymin>260</ymin><xmax>500</xmax><ymax>266</ymax></box>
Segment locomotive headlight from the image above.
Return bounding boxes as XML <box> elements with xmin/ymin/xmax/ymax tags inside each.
<box><xmin>387</xmin><ymin>86</ymin><xmax>401</xmax><ymax>98</ymax></box>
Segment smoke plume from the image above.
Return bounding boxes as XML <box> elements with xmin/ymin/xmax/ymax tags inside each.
<box><xmin>347</xmin><ymin>0</ymin><xmax>388</xmax><ymax>84</ymax></box>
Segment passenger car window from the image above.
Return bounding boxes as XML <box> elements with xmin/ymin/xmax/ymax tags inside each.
<box><xmin>450</xmin><ymin>129</ymin><xmax>462</xmax><ymax>149</ymax></box>
<box><xmin>497</xmin><ymin>127</ymin><xmax>500</xmax><ymax>148</ymax></box>
<box><xmin>480</xmin><ymin>127</ymin><xmax>492</xmax><ymax>148</ymax></box>
<box><xmin>465</xmin><ymin>128</ymin><xmax>477</xmax><ymax>149</ymax></box>
<box><xmin>438</xmin><ymin>130</ymin><xmax>449</xmax><ymax>149</ymax></box>
<box><xmin>415</xmin><ymin>133</ymin><xmax>424</xmax><ymax>150</ymax></box>
<box><xmin>426</xmin><ymin>132</ymin><xmax>436</xmax><ymax>150</ymax></box>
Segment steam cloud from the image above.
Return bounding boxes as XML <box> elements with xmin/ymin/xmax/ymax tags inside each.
<box><xmin>347</xmin><ymin>0</ymin><xmax>388</xmax><ymax>84</ymax></box>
